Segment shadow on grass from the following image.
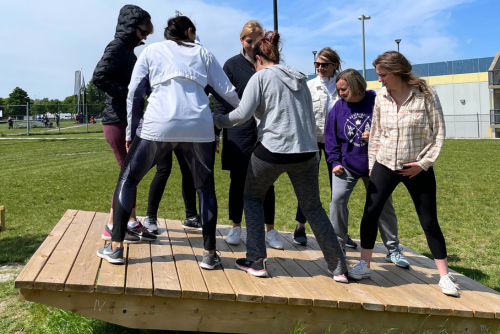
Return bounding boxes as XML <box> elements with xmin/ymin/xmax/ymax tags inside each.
<box><xmin>0</xmin><ymin>234</ymin><xmax>47</xmax><ymax>263</ymax></box>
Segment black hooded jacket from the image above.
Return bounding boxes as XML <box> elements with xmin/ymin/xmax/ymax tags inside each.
<box><xmin>92</xmin><ymin>5</ymin><xmax>151</xmax><ymax>125</ymax></box>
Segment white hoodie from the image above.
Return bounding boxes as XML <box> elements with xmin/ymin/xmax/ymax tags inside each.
<box><xmin>126</xmin><ymin>40</ymin><xmax>240</xmax><ymax>142</ymax></box>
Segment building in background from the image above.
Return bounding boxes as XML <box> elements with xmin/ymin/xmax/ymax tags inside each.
<box><xmin>488</xmin><ymin>53</ymin><xmax>500</xmax><ymax>138</ymax></box>
<box><xmin>308</xmin><ymin>56</ymin><xmax>496</xmax><ymax>138</ymax></box>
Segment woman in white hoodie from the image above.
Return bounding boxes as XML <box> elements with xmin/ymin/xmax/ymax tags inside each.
<box><xmin>97</xmin><ymin>16</ymin><xmax>240</xmax><ymax>269</ymax></box>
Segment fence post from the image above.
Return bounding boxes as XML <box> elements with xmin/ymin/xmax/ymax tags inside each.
<box><xmin>0</xmin><ymin>206</ymin><xmax>4</xmax><ymax>232</ymax></box>
<box><xmin>58</xmin><ymin>102</ymin><xmax>61</xmax><ymax>134</ymax></box>
<box><xmin>26</xmin><ymin>102</ymin><xmax>29</xmax><ymax>136</ymax></box>
<box><xmin>477</xmin><ymin>113</ymin><xmax>480</xmax><ymax>138</ymax></box>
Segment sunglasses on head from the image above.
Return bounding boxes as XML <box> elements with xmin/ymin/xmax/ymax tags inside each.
<box><xmin>314</xmin><ymin>62</ymin><xmax>334</xmax><ymax>68</ymax></box>
<box><xmin>137</xmin><ymin>27</ymin><xmax>150</xmax><ymax>37</ymax></box>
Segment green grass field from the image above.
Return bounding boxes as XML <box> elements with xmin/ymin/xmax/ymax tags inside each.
<box><xmin>0</xmin><ymin>119</ymin><xmax>103</xmax><ymax>137</ymax></box>
<box><xmin>0</xmin><ymin>135</ymin><xmax>499</xmax><ymax>333</ymax></box>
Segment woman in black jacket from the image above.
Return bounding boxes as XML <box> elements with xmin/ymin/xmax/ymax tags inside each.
<box><xmin>212</xmin><ymin>21</ymin><xmax>280</xmax><ymax>249</ymax></box>
<box><xmin>93</xmin><ymin>5</ymin><xmax>156</xmax><ymax>243</ymax></box>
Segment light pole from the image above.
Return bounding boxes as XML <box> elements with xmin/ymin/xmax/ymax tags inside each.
<box><xmin>273</xmin><ymin>0</ymin><xmax>278</xmax><ymax>31</ymax></box>
<box><xmin>395</xmin><ymin>39</ymin><xmax>401</xmax><ymax>53</ymax></box>
<box><xmin>358</xmin><ymin>14</ymin><xmax>371</xmax><ymax>79</ymax></box>
<box><xmin>312</xmin><ymin>51</ymin><xmax>317</xmax><ymax>74</ymax></box>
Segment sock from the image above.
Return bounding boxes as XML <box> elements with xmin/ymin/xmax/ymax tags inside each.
<box><xmin>127</xmin><ymin>221</ymin><xmax>139</xmax><ymax>228</ymax></box>
<box><xmin>107</xmin><ymin>224</ymin><xmax>113</xmax><ymax>231</ymax></box>
<box><xmin>188</xmin><ymin>216</ymin><xmax>197</xmax><ymax>221</ymax></box>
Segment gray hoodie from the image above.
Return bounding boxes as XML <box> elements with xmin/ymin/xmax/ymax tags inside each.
<box><xmin>214</xmin><ymin>64</ymin><xmax>318</xmax><ymax>154</ymax></box>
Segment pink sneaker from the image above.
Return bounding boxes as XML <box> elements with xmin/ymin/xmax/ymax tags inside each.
<box><xmin>334</xmin><ymin>274</ymin><xmax>348</xmax><ymax>283</ymax></box>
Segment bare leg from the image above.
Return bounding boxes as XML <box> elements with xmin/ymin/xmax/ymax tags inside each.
<box><xmin>435</xmin><ymin>258</ymin><xmax>449</xmax><ymax>276</ymax></box>
<box><xmin>111</xmin><ymin>241</ymin><xmax>123</xmax><ymax>249</ymax></box>
<box><xmin>266</xmin><ymin>224</ymin><xmax>274</xmax><ymax>232</ymax></box>
<box><xmin>232</xmin><ymin>222</ymin><xmax>241</xmax><ymax>228</ymax></box>
<box><xmin>360</xmin><ymin>247</ymin><xmax>374</xmax><ymax>268</ymax></box>
<box><xmin>297</xmin><ymin>222</ymin><xmax>306</xmax><ymax>229</ymax></box>
<box><xmin>129</xmin><ymin>208</ymin><xmax>137</xmax><ymax>222</ymax></box>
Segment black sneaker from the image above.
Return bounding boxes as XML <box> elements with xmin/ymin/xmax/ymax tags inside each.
<box><xmin>199</xmin><ymin>251</ymin><xmax>222</xmax><ymax>270</ymax></box>
<box><xmin>128</xmin><ymin>222</ymin><xmax>157</xmax><ymax>241</ymax></box>
<box><xmin>143</xmin><ymin>216</ymin><xmax>159</xmax><ymax>235</ymax></box>
<box><xmin>97</xmin><ymin>243</ymin><xmax>124</xmax><ymax>264</ymax></box>
<box><xmin>102</xmin><ymin>225</ymin><xmax>140</xmax><ymax>244</ymax></box>
<box><xmin>182</xmin><ymin>216</ymin><xmax>202</xmax><ymax>231</ymax></box>
<box><xmin>235</xmin><ymin>258</ymin><xmax>267</xmax><ymax>277</ymax></box>
<box><xmin>346</xmin><ymin>235</ymin><xmax>358</xmax><ymax>248</ymax></box>
<box><xmin>293</xmin><ymin>226</ymin><xmax>308</xmax><ymax>246</ymax></box>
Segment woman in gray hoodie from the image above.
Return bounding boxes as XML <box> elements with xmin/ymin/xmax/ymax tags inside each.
<box><xmin>214</xmin><ymin>31</ymin><xmax>347</xmax><ymax>281</ymax></box>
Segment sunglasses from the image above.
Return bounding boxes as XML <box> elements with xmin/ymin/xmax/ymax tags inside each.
<box><xmin>314</xmin><ymin>62</ymin><xmax>334</xmax><ymax>68</ymax></box>
<box><xmin>137</xmin><ymin>27</ymin><xmax>150</xmax><ymax>37</ymax></box>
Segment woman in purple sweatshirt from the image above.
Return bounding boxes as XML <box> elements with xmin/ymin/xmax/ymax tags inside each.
<box><xmin>324</xmin><ymin>69</ymin><xmax>408</xmax><ymax>268</ymax></box>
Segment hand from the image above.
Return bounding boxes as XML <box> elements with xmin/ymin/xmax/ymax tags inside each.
<box><xmin>361</xmin><ymin>131</ymin><xmax>370</xmax><ymax>143</ymax></box>
<box><xmin>369</xmin><ymin>169</ymin><xmax>372</xmax><ymax>177</ymax></box>
<box><xmin>332</xmin><ymin>165</ymin><xmax>344</xmax><ymax>176</ymax></box>
<box><xmin>125</xmin><ymin>141</ymin><xmax>132</xmax><ymax>152</ymax></box>
<box><xmin>400</xmin><ymin>162</ymin><xmax>423</xmax><ymax>178</ymax></box>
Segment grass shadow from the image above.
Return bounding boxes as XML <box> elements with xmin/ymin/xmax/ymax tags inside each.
<box><xmin>0</xmin><ymin>234</ymin><xmax>48</xmax><ymax>264</ymax></box>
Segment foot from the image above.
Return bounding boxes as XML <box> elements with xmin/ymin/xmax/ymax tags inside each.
<box><xmin>235</xmin><ymin>258</ymin><xmax>267</xmax><ymax>277</ymax></box>
<box><xmin>346</xmin><ymin>235</ymin><xmax>358</xmax><ymax>248</ymax></box>
<box><xmin>225</xmin><ymin>226</ymin><xmax>241</xmax><ymax>245</ymax></box>
<box><xmin>348</xmin><ymin>260</ymin><xmax>371</xmax><ymax>280</ymax></box>
<box><xmin>385</xmin><ymin>248</ymin><xmax>410</xmax><ymax>269</ymax></box>
<box><xmin>439</xmin><ymin>274</ymin><xmax>460</xmax><ymax>297</ymax></box>
<box><xmin>182</xmin><ymin>216</ymin><xmax>202</xmax><ymax>231</ymax></box>
<box><xmin>327</xmin><ymin>269</ymin><xmax>349</xmax><ymax>284</ymax></box>
<box><xmin>97</xmin><ymin>243</ymin><xmax>124</xmax><ymax>264</ymax></box>
<box><xmin>265</xmin><ymin>229</ymin><xmax>283</xmax><ymax>249</ymax></box>
<box><xmin>102</xmin><ymin>225</ymin><xmax>140</xmax><ymax>244</ymax></box>
<box><xmin>128</xmin><ymin>222</ymin><xmax>157</xmax><ymax>241</ymax></box>
<box><xmin>199</xmin><ymin>251</ymin><xmax>222</xmax><ymax>270</ymax></box>
<box><xmin>143</xmin><ymin>216</ymin><xmax>159</xmax><ymax>235</ymax></box>
<box><xmin>293</xmin><ymin>226</ymin><xmax>307</xmax><ymax>246</ymax></box>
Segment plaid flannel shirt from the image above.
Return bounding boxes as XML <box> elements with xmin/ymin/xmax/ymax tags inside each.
<box><xmin>368</xmin><ymin>86</ymin><xmax>445</xmax><ymax>171</ymax></box>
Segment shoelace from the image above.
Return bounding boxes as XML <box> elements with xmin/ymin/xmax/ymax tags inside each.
<box><xmin>441</xmin><ymin>275</ymin><xmax>460</xmax><ymax>290</ymax></box>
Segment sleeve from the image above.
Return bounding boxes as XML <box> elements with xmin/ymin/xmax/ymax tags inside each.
<box><xmin>325</xmin><ymin>103</ymin><xmax>342</xmax><ymax>168</ymax></box>
<box><xmin>417</xmin><ymin>90</ymin><xmax>446</xmax><ymax>171</ymax></box>
<box><xmin>214</xmin><ymin>74</ymin><xmax>261</xmax><ymax>129</ymax></box>
<box><xmin>92</xmin><ymin>42</ymin><xmax>128</xmax><ymax>100</ymax></box>
<box><xmin>368</xmin><ymin>95</ymin><xmax>382</xmax><ymax>170</ymax></box>
<box><xmin>126</xmin><ymin>49</ymin><xmax>150</xmax><ymax>141</ymax></box>
<box><xmin>212</xmin><ymin>62</ymin><xmax>236</xmax><ymax>136</ymax></box>
<box><xmin>206</xmin><ymin>53</ymin><xmax>240</xmax><ymax>108</ymax></box>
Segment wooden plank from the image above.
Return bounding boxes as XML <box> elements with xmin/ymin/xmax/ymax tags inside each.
<box><xmin>15</xmin><ymin>209</ymin><xmax>77</xmax><ymax>289</ymax></box>
<box><xmin>166</xmin><ymin>219</ymin><xmax>208</xmax><ymax>299</ymax></box>
<box><xmin>280</xmin><ymin>232</ymin><xmax>361</xmax><ymax>309</ymax></box>
<box><xmin>65</xmin><ymin>212</ymin><xmax>107</xmax><ymax>292</ymax></box>
<box><xmin>218</xmin><ymin>226</ymin><xmax>288</xmax><ymax>304</ymax></box>
<box><xmin>95</xmin><ymin>245</ymin><xmax>127</xmax><ymax>294</ymax></box>
<box><xmin>33</xmin><ymin>211</ymin><xmax>94</xmax><ymax>291</ymax></box>
<box><xmin>214</xmin><ymin>230</ymin><xmax>263</xmax><ymax>303</ymax></box>
<box><xmin>151</xmin><ymin>218</ymin><xmax>181</xmax><ymax>298</ymax></box>
<box><xmin>185</xmin><ymin>227</ymin><xmax>235</xmax><ymax>301</ymax></box>
<box><xmin>0</xmin><ymin>206</ymin><xmax>5</xmax><ymax>231</ymax></box>
<box><xmin>125</xmin><ymin>241</ymin><xmax>153</xmax><ymax>296</ymax></box>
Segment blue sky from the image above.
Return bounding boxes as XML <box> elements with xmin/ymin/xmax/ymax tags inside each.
<box><xmin>0</xmin><ymin>0</ymin><xmax>498</xmax><ymax>100</ymax></box>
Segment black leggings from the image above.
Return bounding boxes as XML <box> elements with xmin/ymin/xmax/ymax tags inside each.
<box><xmin>360</xmin><ymin>161</ymin><xmax>447</xmax><ymax>259</ymax></box>
<box><xmin>295</xmin><ymin>142</ymin><xmax>332</xmax><ymax>224</ymax></box>
<box><xmin>112</xmin><ymin>137</ymin><xmax>217</xmax><ymax>251</ymax></box>
<box><xmin>147</xmin><ymin>149</ymin><xmax>198</xmax><ymax>219</ymax></box>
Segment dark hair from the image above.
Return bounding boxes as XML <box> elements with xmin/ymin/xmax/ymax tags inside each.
<box><xmin>373</xmin><ymin>51</ymin><xmax>431</xmax><ymax>95</ymax></box>
<box><xmin>317</xmin><ymin>47</ymin><xmax>341</xmax><ymax>76</ymax></box>
<box><xmin>139</xmin><ymin>17</ymin><xmax>154</xmax><ymax>34</ymax></box>
<box><xmin>252</xmin><ymin>31</ymin><xmax>280</xmax><ymax>63</ymax></box>
<box><xmin>164</xmin><ymin>16</ymin><xmax>196</xmax><ymax>47</ymax></box>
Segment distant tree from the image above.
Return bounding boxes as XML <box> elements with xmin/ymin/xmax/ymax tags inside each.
<box><xmin>209</xmin><ymin>94</ymin><xmax>216</xmax><ymax>112</ymax></box>
<box><xmin>85</xmin><ymin>80</ymin><xmax>106</xmax><ymax>105</ymax></box>
<box><xmin>6</xmin><ymin>87</ymin><xmax>30</xmax><ymax>116</ymax></box>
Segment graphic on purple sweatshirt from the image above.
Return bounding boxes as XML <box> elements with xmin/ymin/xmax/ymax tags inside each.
<box><xmin>325</xmin><ymin>90</ymin><xmax>376</xmax><ymax>177</ymax></box>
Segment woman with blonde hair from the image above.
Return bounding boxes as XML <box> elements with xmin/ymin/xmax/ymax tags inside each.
<box><xmin>347</xmin><ymin>51</ymin><xmax>458</xmax><ymax>296</ymax></box>
<box><xmin>212</xmin><ymin>21</ymin><xmax>280</xmax><ymax>249</ymax></box>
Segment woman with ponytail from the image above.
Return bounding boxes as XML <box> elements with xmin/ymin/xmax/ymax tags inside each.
<box><xmin>214</xmin><ymin>31</ymin><xmax>348</xmax><ymax>282</ymax></box>
<box><xmin>347</xmin><ymin>51</ymin><xmax>457</xmax><ymax>296</ymax></box>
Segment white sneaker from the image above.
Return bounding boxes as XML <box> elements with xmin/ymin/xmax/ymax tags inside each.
<box><xmin>347</xmin><ymin>260</ymin><xmax>371</xmax><ymax>280</ymax></box>
<box><xmin>265</xmin><ymin>229</ymin><xmax>283</xmax><ymax>249</ymax></box>
<box><xmin>447</xmin><ymin>273</ymin><xmax>457</xmax><ymax>283</ymax></box>
<box><xmin>439</xmin><ymin>274</ymin><xmax>459</xmax><ymax>297</ymax></box>
<box><xmin>226</xmin><ymin>226</ymin><xmax>241</xmax><ymax>245</ymax></box>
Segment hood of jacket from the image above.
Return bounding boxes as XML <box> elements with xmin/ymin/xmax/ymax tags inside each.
<box><xmin>266</xmin><ymin>64</ymin><xmax>307</xmax><ymax>92</ymax></box>
<box><xmin>114</xmin><ymin>5</ymin><xmax>151</xmax><ymax>49</ymax></box>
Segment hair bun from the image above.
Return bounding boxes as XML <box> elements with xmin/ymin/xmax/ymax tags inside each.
<box><xmin>270</xmin><ymin>32</ymin><xmax>280</xmax><ymax>46</ymax></box>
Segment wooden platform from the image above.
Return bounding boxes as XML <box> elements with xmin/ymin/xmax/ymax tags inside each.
<box><xmin>15</xmin><ymin>210</ymin><xmax>500</xmax><ymax>333</ymax></box>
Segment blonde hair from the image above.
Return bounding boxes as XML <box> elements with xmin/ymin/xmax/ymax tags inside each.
<box><xmin>373</xmin><ymin>51</ymin><xmax>431</xmax><ymax>95</ymax></box>
<box><xmin>336</xmin><ymin>69</ymin><xmax>367</xmax><ymax>101</ymax></box>
<box><xmin>240</xmin><ymin>20</ymin><xmax>264</xmax><ymax>39</ymax></box>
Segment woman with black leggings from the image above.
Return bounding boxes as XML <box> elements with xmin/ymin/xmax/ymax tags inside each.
<box><xmin>347</xmin><ymin>51</ymin><xmax>458</xmax><ymax>297</ymax></box>
<box><xmin>97</xmin><ymin>16</ymin><xmax>239</xmax><ymax>269</ymax></box>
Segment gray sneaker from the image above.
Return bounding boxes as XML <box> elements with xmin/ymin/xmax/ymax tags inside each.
<box><xmin>200</xmin><ymin>251</ymin><xmax>222</xmax><ymax>270</ymax></box>
<box><xmin>143</xmin><ymin>216</ymin><xmax>159</xmax><ymax>234</ymax></box>
<box><xmin>97</xmin><ymin>243</ymin><xmax>124</xmax><ymax>264</ymax></box>
<box><xmin>385</xmin><ymin>248</ymin><xmax>410</xmax><ymax>269</ymax></box>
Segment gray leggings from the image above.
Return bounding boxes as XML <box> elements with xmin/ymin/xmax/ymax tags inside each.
<box><xmin>244</xmin><ymin>154</ymin><xmax>347</xmax><ymax>276</ymax></box>
<box><xmin>330</xmin><ymin>168</ymin><xmax>399</xmax><ymax>253</ymax></box>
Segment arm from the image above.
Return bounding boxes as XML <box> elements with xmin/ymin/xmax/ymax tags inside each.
<box><xmin>92</xmin><ymin>42</ymin><xmax>128</xmax><ymax>99</ymax></box>
<box><xmin>417</xmin><ymin>90</ymin><xmax>446</xmax><ymax>171</ymax></box>
<box><xmin>126</xmin><ymin>49</ymin><xmax>150</xmax><ymax>141</ymax></box>
<box><xmin>213</xmin><ymin>74</ymin><xmax>261</xmax><ymax>129</ymax></box>
<box><xmin>325</xmin><ymin>104</ymin><xmax>342</xmax><ymax>169</ymax></box>
<box><xmin>206</xmin><ymin>54</ymin><xmax>240</xmax><ymax>108</ymax></box>
<box><xmin>368</xmin><ymin>97</ymin><xmax>382</xmax><ymax>170</ymax></box>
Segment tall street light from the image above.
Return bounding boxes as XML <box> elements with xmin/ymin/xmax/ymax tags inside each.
<box><xmin>273</xmin><ymin>0</ymin><xmax>278</xmax><ymax>31</ymax></box>
<box><xmin>312</xmin><ymin>51</ymin><xmax>317</xmax><ymax>74</ymax></box>
<box><xmin>395</xmin><ymin>39</ymin><xmax>401</xmax><ymax>53</ymax></box>
<box><xmin>358</xmin><ymin>14</ymin><xmax>371</xmax><ymax>79</ymax></box>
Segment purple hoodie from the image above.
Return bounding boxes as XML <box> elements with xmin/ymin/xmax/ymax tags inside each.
<box><xmin>325</xmin><ymin>90</ymin><xmax>376</xmax><ymax>177</ymax></box>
